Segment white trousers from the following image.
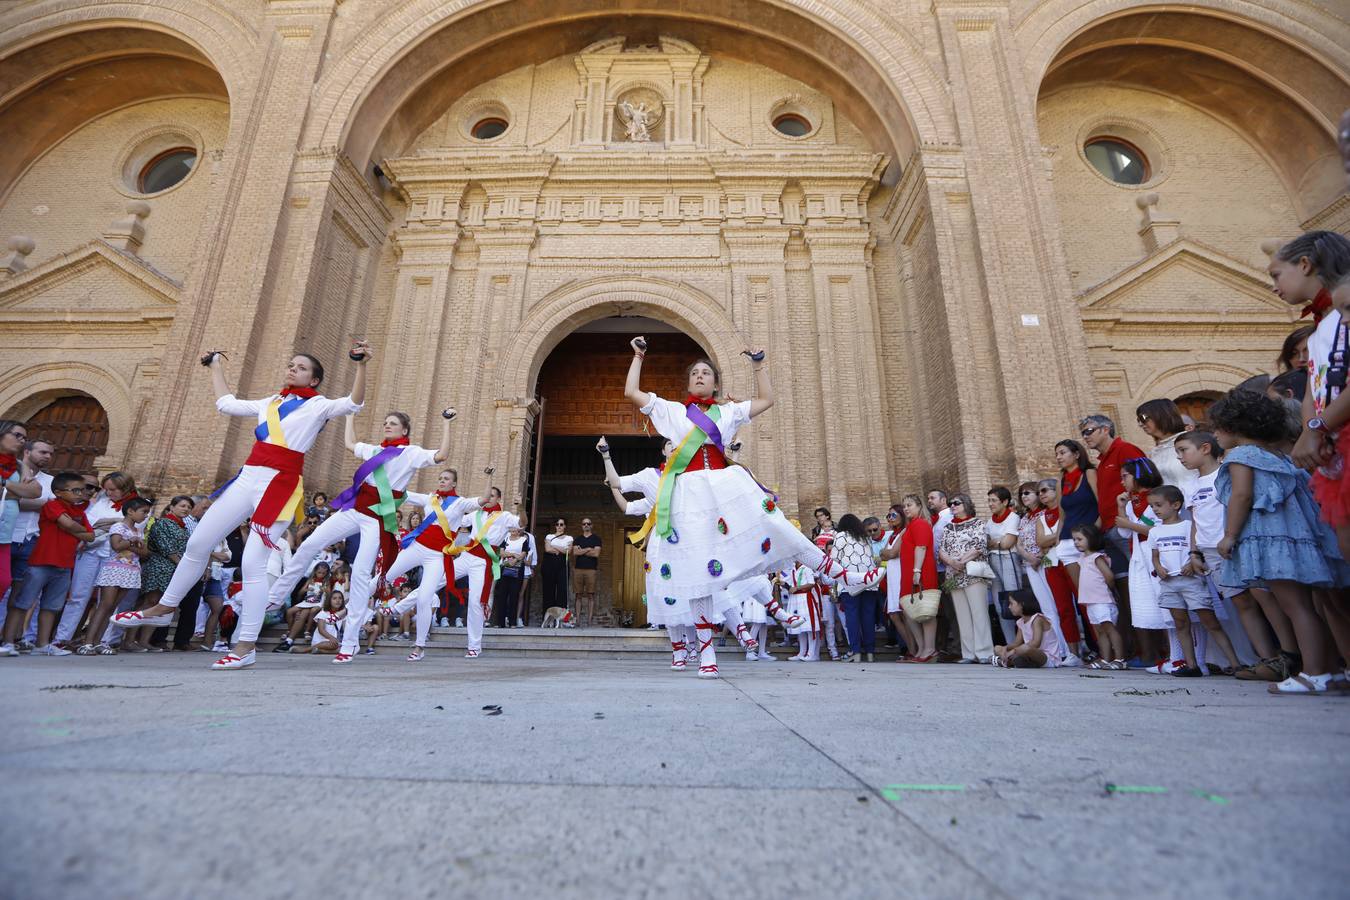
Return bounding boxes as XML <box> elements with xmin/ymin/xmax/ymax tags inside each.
<box><xmin>389</xmin><ymin>542</ymin><xmax>446</xmax><ymax>646</ymax></box>
<box><xmin>456</xmin><ymin>552</ymin><xmax>494</xmax><ymax>652</ymax></box>
<box><xmin>951</xmin><ymin>581</ymin><xmax>995</xmax><ymax>662</ymax></box>
<box><xmin>155</xmin><ymin>466</ymin><xmax>290</xmax><ymax>646</ymax></box>
<box><xmin>820</xmin><ymin>594</ymin><xmax>839</xmax><ymax>656</ymax></box>
<box><xmin>269</xmin><ymin>508</ymin><xmax>382</xmax><ymax>655</ymax></box>
<box><xmin>55</xmin><ymin>552</ymin><xmax>106</xmax><ymax>643</ymax></box>
<box><xmin>1022</xmin><ymin>564</ymin><xmax>1071</xmax><ymax>654</ymax></box>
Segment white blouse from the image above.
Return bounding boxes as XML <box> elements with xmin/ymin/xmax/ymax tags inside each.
<box><xmin>351</xmin><ymin>442</ymin><xmax>439</xmax><ymax>492</ymax></box>
<box><xmin>638</xmin><ymin>393</ymin><xmax>753</xmax><ymax>447</ymax></box>
<box><xmin>217</xmin><ymin>393</ymin><xmax>362</xmax><ymax>454</ymax></box>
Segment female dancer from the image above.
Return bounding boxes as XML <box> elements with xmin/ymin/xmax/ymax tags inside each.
<box><xmin>387</xmin><ymin>468</ymin><xmax>493</xmax><ymax>661</ymax></box>
<box><xmin>622</xmin><ymin>335</ymin><xmax>877</xmax><ymax>677</ymax></box>
<box><xmin>268</xmin><ymin>407</ymin><xmax>454</xmax><ymax>664</ymax></box>
<box><xmin>455</xmin><ymin>487</ymin><xmax>521</xmax><ymax>658</ymax></box>
<box><xmin>112</xmin><ymin>345</ymin><xmax>371</xmax><ymax>669</ymax></box>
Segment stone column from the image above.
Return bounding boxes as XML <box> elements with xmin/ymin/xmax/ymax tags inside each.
<box><xmin>129</xmin><ymin>0</ymin><xmax>343</xmax><ymax>492</ymax></box>
<box><xmin>930</xmin><ymin>0</ymin><xmax>1093</xmax><ymax>483</ymax></box>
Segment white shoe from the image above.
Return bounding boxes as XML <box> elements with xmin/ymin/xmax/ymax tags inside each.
<box><xmin>0</xmin><ymin>644</ymin><xmax>17</xmax><ymax>657</ymax></box>
<box><xmin>646</xmin><ymin>623</ymin><xmax>660</xmax><ymax>630</ymax></box>
<box><xmin>1061</xmin><ymin>653</ymin><xmax>1083</xmax><ymax>668</ymax></box>
<box><xmin>697</xmin><ymin>664</ymin><xmax>719</xmax><ymax>679</ymax></box>
<box><xmin>1145</xmin><ymin>659</ymin><xmax>1182</xmax><ymax>675</ymax></box>
<box><xmin>439</xmin><ymin>617</ymin><xmax>449</xmax><ymax>627</ymax></box>
<box><xmin>33</xmin><ymin>644</ymin><xmax>72</xmax><ymax>657</ymax></box>
<box><xmin>111</xmin><ymin>609</ymin><xmax>172</xmax><ymax>628</ymax></box>
<box><xmin>757</xmin><ymin>650</ymin><xmax>774</xmax><ymax>661</ymax></box>
<box><xmin>211</xmin><ymin>650</ymin><xmax>255</xmax><ymax>670</ymax></box>
<box><xmin>788</xmin><ymin>653</ymin><xmax>805</xmax><ymax>661</ymax></box>
<box><xmin>516</xmin><ymin>618</ymin><xmax>524</xmax><ymax>628</ymax></box>
<box><xmin>464</xmin><ymin>648</ymin><xmax>480</xmax><ymax>659</ymax></box>
<box><xmin>745</xmin><ymin>651</ymin><xmax>757</xmax><ymax>662</ymax></box>
<box><xmin>454</xmin><ymin>618</ymin><xmax>464</xmax><ymax>627</ymax></box>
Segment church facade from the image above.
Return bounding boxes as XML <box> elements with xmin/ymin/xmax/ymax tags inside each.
<box><xmin>0</xmin><ymin>1</ymin><xmax>1346</xmax><ymax>562</ymax></box>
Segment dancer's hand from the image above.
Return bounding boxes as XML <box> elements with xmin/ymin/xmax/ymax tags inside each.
<box><xmin>200</xmin><ymin>350</ymin><xmax>227</xmax><ymax>367</ymax></box>
<box><xmin>727</xmin><ymin>440</ymin><xmax>742</xmax><ymax>453</ymax></box>
<box><xmin>742</xmin><ymin>348</ymin><xmax>766</xmax><ymax>363</ymax></box>
<box><xmin>596</xmin><ymin>436</ymin><xmax>610</xmax><ymax>455</ymax></box>
<box><xmin>350</xmin><ymin>339</ymin><xmax>373</xmax><ymax>363</ymax></box>
<box><xmin>630</xmin><ymin>336</ymin><xmax>647</xmax><ymax>354</ymax></box>
<box><xmin>442</xmin><ymin>407</ymin><xmax>457</xmax><ymax>421</ymax></box>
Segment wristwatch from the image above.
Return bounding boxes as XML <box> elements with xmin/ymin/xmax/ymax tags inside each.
<box><xmin>1309</xmin><ymin>417</ymin><xmax>1330</xmax><ymax>433</ymax></box>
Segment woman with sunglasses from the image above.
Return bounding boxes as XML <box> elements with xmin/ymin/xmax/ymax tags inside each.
<box><xmin>541</xmin><ymin>517</ymin><xmax>573</xmax><ymax>617</ymax></box>
<box><xmin>1135</xmin><ymin>399</ymin><xmax>1195</xmax><ymax>491</ymax></box>
<box><xmin>0</xmin><ymin>421</ymin><xmax>44</xmax><ymax>611</ymax></box>
<box><xmin>1013</xmin><ymin>482</ymin><xmax>1075</xmax><ymax>663</ymax></box>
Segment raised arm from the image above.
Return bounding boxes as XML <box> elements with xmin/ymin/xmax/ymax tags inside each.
<box><xmin>204</xmin><ymin>351</ymin><xmax>232</xmax><ymax>399</ymax></box>
<box><xmin>596</xmin><ymin>436</ymin><xmax>622</xmax><ymax>487</ymax></box>
<box><xmin>343</xmin><ymin>415</ymin><xmax>358</xmax><ymax>452</ymax></box>
<box><xmin>624</xmin><ymin>336</ymin><xmax>651</xmax><ymax>409</ymax></box>
<box><xmin>349</xmin><ymin>340</ymin><xmax>373</xmax><ymax>407</ymax></box>
<box><xmin>745</xmin><ymin>350</ymin><xmax>774</xmax><ymax>418</ymax></box>
<box><xmin>433</xmin><ymin>408</ymin><xmax>456</xmax><ymax>463</ymax></box>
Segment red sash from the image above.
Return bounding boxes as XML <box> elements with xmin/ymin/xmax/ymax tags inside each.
<box><xmin>683</xmin><ymin>445</ymin><xmax>727</xmax><ymax>472</ymax></box>
<box><xmin>352</xmin><ymin>483</ymin><xmax>406</xmax><ymax>578</ymax></box>
<box><xmin>243</xmin><ymin>442</ymin><xmax>305</xmax><ymax>530</ymax></box>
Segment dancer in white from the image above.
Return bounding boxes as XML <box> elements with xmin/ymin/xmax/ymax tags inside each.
<box><xmin>454</xmin><ymin>487</ymin><xmax>521</xmax><ymax>658</ymax></box>
<box><xmin>622</xmin><ymin>335</ymin><xmax>877</xmax><ymax>678</ymax></box>
<box><xmin>387</xmin><ymin>468</ymin><xmax>493</xmax><ymax>661</ymax></box>
<box><xmin>112</xmin><ymin>345</ymin><xmax>370</xmax><ymax>670</ymax></box>
<box><xmin>268</xmin><ymin>407</ymin><xmax>454</xmax><ymax>664</ymax></box>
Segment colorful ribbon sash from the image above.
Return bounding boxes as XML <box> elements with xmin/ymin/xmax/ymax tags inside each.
<box><xmin>333</xmin><ymin>445</ymin><xmax>404</xmax><ymax>535</ymax></box>
<box><xmin>629</xmin><ymin>404</ymin><xmax>722</xmax><ymax>546</ymax></box>
<box><xmin>466</xmin><ymin>510</ymin><xmax>504</xmax><ymax>580</ymax></box>
<box><xmin>401</xmin><ymin>494</ymin><xmax>459</xmax><ymax>550</ymax></box>
<box><xmin>212</xmin><ymin>395</ymin><xmax>311</xmax><ymax>543</ymax></box>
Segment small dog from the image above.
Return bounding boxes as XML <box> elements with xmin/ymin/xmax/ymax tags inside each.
<box><xmin>541</xmin><ymin>607</ymin><xmax>575</xmax><ymax>628</ymax></box>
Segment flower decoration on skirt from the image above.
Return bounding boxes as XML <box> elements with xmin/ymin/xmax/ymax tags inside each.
<box><xmin>717</xmin><ymin>517</ymin><xmax>728</xmax><ymax>535</ymax></box>
<box><xmin>664</xmin><ymin>596</ymin><xmax>678</xmax><ymax>606</ymax></box>
<box><xmin>762</xmin><ymin>498</ymin><xmax>776</xmax><ymax>514</ymax></box>
<box><xmin>708</xmin><ymin>559</ymin><xmax>724</xmax><ymax>577</ymax></box>
<box><xmin>760</xmin><ymin>537</ymin><xmax>772</xmax><ymax>554</ymax></box>
<box><xmin>660</xmin><ymin>563</ymin><xmax>672</xmax><ymax>580</ymax></box>
<box><xmin>643</xmin><ymin>561</ymin><xmax>651</xmax><ymax>573</ymax></box>
<box><xmin>666</xmin><ymin>529</ymin><xmax>680</xmax><ymax>544</ymax></box>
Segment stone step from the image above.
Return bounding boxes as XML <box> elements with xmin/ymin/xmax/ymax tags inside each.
<box><xmin>253</xmin><ymin>625</ymin><xmax>906</xmax><ymax>660</ymax></box>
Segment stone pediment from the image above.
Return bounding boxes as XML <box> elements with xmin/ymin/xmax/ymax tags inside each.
<box><xmin>0</xmin><ymin>240</ymin><xmax>180</xmax><ymax>321</ymax></box>
<box><xmin>1078</xmin><ymin>239</ymin><xmax>1291</xmax><ymax>325</ymax></box>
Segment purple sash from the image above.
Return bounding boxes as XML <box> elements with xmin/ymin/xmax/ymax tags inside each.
<box><xmin>332</xmin><ymin>446</ymin><xmax>404</xmax><ymax>511</ymax></box>
<box><xmin>685</xmin><ymin>403</ymin><xmax>724</xmax><ymax>450</ymax></box>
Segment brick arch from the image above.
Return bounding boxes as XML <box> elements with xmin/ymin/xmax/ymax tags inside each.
<box><xmin>0</xmin><ymin>1</ymin><xmax>256</xmax><ymax>102</ymax></box>
<box><xmin>0</xmin><ymin>362</ymin><xmax>134</xmax><ymax>470</ymax></box>
<box><xmin>304</xmin><ymin>0</ymin><xmax>954</xmax><ymax>168</ymax></box>
<box><xmin>1020</xmin><ymin>0</ymin><xmax>1350</xmax><ymax>99</ymax></box>
<box><xmin>498</xmin><ymin>277</ymin><xmax>744</xmax><ymax>403</ymax></box>
<box><xmin>1135</xmin><ymin>362</ymin><xmax>1257</xmax><ymax>403</ymax></box>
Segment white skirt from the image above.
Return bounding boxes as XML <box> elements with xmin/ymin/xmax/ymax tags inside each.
<box><xmin>643</xmin><ymin>467</ymin><xmax>819</xmax><ymax>627</ymax></box>
<box><xmin>1127</xmin><ymin>536</ymin><xmax>1170</xmax><ymax>630</ymax></box>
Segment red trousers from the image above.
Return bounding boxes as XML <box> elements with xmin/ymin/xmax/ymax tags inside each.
<box><xmin>1044</xmin><ymin>564</ymin><xmax>1083</xmax><ymax>644</ymax></box>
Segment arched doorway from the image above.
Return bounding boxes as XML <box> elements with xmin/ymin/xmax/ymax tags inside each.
<box><xmin>24</xmin><ymin>396</ymin><xmax>110</xmax><ymax>473</ymax></box>
<box><xmin>528</xmin><ymin>316</ymin><xmax>708</xmax><ymax>626</ymax></box>
<box><xmin>1174</xmin><ymin>391</ymin><xmax>1221</xmax><ymax>429</ymax></box>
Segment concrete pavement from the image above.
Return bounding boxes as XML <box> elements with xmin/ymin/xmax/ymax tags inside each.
<box><xmin>2</xmin><ymin>652</ymin><xmax>1348</xmax><ymax>899</ymax></box>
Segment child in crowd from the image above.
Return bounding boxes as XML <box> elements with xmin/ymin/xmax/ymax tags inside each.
<box><xmin>783</xmin><ymin>562</ymin><xmax>821</xmax><ymax>661</ymax></box>
<box><xmin>1211</xmin><ymin>389</ymin><xmax>1350</xmax><ymax>695</ymax></box>
<box><xmin>1113</xmin><ymin>458</ymin><xmax>1167</xmax><ymax>668</ymax></box>
<box><xmin>78</xmin><ymin>497</ymin><xmax>152</xmax><ymax>655</ymax></box>
<box><xmin>294</xmin><ymin>589</ymin><xmax>345</xmax><ymax>655</ymax></box>
<box><xmin>1149</xmin><ymin>485</ymin><xmax>1241</xmax><ymax>677</ymax></box>
<box><xmin>274</xmin><ymin>561</ymin><xmax>331</xmax><ymax>653</ymax></box>
<box><xmin>1</xmin><ymin>472</ymin><xmax>95</xmax><ymax>656</ymax></box>
<box><xmin>1071</xmin><ymin>524</ymin><xmax>1125</xmax><ymax>669</ymax></box>
<box><xmin>993</xmin><ymin>594</ymin><xmax>1063</xmax><ymax>668</ymax></box>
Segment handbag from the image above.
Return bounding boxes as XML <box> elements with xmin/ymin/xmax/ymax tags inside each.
<box><xmin>901</xmin><ymin>588</ymin><xmax>941</xmax><ymax>622</ymax></box>
<box><xmin>993</xmin><ymin>551</ymin><xmax>1035</xmax><ymax>621</ymax></box>
<box><xmin>965</xmin><ymin>559</ymin><xmax>996</xmax><ymax>581</ymax></box>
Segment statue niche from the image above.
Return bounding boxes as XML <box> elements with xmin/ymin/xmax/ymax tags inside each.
<box><xmin>613</xmin><ymin>88</ymin><xmax>665</xmax><ymax>144</ymax></box>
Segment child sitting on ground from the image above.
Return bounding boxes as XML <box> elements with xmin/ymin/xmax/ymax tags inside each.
<box><xmin>1071</xmin><ymin>524</ymin><xmax>1125</xmax><ymax>669</ymax></box>
<box><xmin>294</xmin><ymin>589</ymin><xmax>345</xmax><ymax>655</ymax></box>
<box><xmin>993</xmin><ymin>594</ymin><xmax>1063</xmax><ymax>668</ymax></box>
<box><xmin>1149</xmin><ymin>485</ymin><xmax>1242</xmax><ymax>677</ymax></box>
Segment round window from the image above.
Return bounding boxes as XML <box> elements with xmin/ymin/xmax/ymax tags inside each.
<box><xmin>772</xmin><ymin>114</ymin><xmax>812</xmax><ymax>138</ymax></box>
<box><xmin>1084</xmin><ymin>138</ymin><xmax>1148</xmax><ymax>185</ymax></box>
<box><xmin>138</xmin><ymin>148</ymin><xmax>197</xmax><ymax>193</ymax></box>
<box><xmin>471</xmin><ymin>118</ymin><xmax>509</xmax><ymax>141</ymax></box>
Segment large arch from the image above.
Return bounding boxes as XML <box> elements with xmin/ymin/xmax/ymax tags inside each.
<box><xmin>304</xmin><ymin>0</ymin><xmax>953</xmax><ymax>177</ymax></box>
<box><xmin>0</xmin><ymin>8</ymin><xmax>247</xmax><ymax>201</ymax></box>
<box><xmin>499</xmin><ymin>277</ymin><xmax>743</xmax><ymax>404</ymax></box>
<box><xmin>1027</xmin><ymin>3</ymin><xmax>1350</xmax><ymax>217</ymax></box>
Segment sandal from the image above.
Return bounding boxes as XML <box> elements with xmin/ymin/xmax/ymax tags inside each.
<box><xmin>74</xmin><ymin>644</ymin><xmax>97</xmax><ymax>656</ymax></box>
<box><xmin>1269</xmin><ymin>673</ymin><xmax>1330</xmax><ymax>695</ymax></box>
<box><xmin>95</xmin><ymin>644</ymin><xmax>117</xmax><ymax>655</ymax></box>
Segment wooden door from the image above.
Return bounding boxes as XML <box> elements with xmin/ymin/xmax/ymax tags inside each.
<box><xmin>621</xmin><ymin>528</ymin><xmax>648</xmax><ymax>626</ymax></box>
<box><xmin>26</xmin><ymin>396</ymin><xmax>109</xmax><ymax>473</ymax></box>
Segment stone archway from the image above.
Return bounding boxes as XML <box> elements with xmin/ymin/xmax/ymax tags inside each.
<box><xmin>0</xmin><ymin>362</ymin><xmax>134</xmax><ymax>473</ymax></box>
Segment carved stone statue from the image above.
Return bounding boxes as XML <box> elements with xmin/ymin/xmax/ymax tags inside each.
<box><xmin>617</xmin><ymin>98</ymin><xmax>662</xmax><ymax>142</ymax></box>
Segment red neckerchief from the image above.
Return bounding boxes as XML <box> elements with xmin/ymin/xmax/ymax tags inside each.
<box><xmin>1062</xmin><ymin>467</ymin><xmax>1083</xmax><ymax>495</ymax></box>
<box><xmin>929</xmin><ymin>513</ymin><xmax>939</xmax><ymax>525</ymax></box>
<box><xmin>1130</xmin><ymin>490</ymin><xmax>1150</xmax><ymax>518</ymax></box>
<box><xmin>435</xmin><ymin>490</ymin><xmax>457</xmax><ymax>499</ymax></box>
<box><xmin>56</xmin><ymin>498</ymin><xmax>86</xmax><ymax>519</ymax></box>
<box><xmin>991</xmin><ymin>509</ymin><xmax>1011</xmax><ymax>524</ymax></box>
<box><xmin>380</xmin><ymin>436</ymin><xmax>410</xmax><ymax>448</ymax></box>
<box><xmin>684</xmin><ymin>394</ymin><xmax>716</xmax><ymax>408</ymax></box>
<box><xmin>481</xmin><ymin>504</ymin><xmax>502</xmax><ymax>513</ymax></box>
<box><xmin>1302</xmin><ymin>287</ymin><xmax>1333</xmax><ymax>322</ymax></box>
<box><xmin>160</xmin><ymin>513</ymin><xmax>186</xmax><ymax>528</ymax></box>
<box><xmin>111</xmin><ymin>491</ymin><xmax>139</xmax><ymax>512</ymax></box>
<box><xmin>279</xmin><ymin>386</ymin><xmax>319</xmax><ymax>399</ymax></box>
<box><xmin>952</xmin><ymin>515</ymin><xmax>973</xmax><ymax>524</ymax></box>
<box><xmin>0</xmin><ymin>454</ymin><xmax>16</xmax><ymax>481</ymax></box>
<box><xmin>1040</xmin><ymin>507</ymin><xmax>1060</xmax><ymax>527</ymax></box>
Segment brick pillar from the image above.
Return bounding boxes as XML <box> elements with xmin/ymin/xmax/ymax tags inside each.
<box><xmin>930</xmin><ymin>0</ymin><xmax>1093</xmax><ymax>484</ymax></box>
<box><xmin>129</xmin><ymin>1</ymin><xmax>342</xmax><ymax>492</ymax></box>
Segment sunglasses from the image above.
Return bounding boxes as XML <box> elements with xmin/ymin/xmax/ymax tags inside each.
<box><xmin>1037</xmin><ymin>487</ymin><xmax>1054</xmax><ymax>494</ymax></box>
<box><xmin>1080</xmin><ymin>427</ymin><xmax>1101</xmax><ymax>437</ymax></box>
<box><xmin>948</xmin><ymin>500</ymin><xmax>960</xmax><ymax>507</ymax></box>
<box><xmin>885</xmin><ymin>511</ymin><xmax>899</xmax><ymax>519</ymax></box>
<box><xmin>582</xmin><ymin>522</ymin><xmax>592</xmax><ymax>527</ymax></box>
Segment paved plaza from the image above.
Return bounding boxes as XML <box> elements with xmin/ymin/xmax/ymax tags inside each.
<box><xmin>2</xmin><ymin>653</ymin><xmax>1348</xmax><ymax>900</ymax></box>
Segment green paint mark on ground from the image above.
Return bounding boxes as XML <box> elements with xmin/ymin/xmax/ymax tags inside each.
<box><xmin>1106</xmin><ymin>784</ymin><xmax>1168</xmax><ymax>794</ymax></box>
<box><xmin>39</xmin><ymin>728</ymin><xmax>73</xmax><ymax>737</ymax></box>
<box><xmin>37</xmin><ymin>716</ymin><xmax>72</xmax><ymax>724</ymax></box>
<box><xmin>882</xmin><ymin>784</ymin><xmax>966</xmax><ymax>801</ymax></box>
<box><xmin>1192</xmin><ymin>790</ymin><xmax>1230</xmax><ymax>805</ymax></box>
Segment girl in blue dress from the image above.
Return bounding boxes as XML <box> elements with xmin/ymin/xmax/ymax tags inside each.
<box><xmin>1211</xmin><ymin>389</ymin><xmax>1350</xmax><ymax>695</ymax></box>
